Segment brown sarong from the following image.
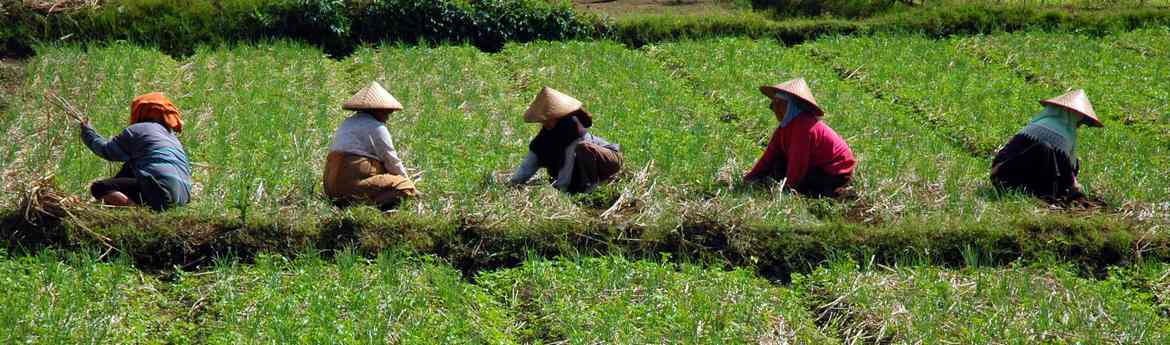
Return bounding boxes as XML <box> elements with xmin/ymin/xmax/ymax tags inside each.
<box><xmin>323</xmin><ymin>151</ymin><xmax>418</xmax><ymax>208</ymax></box>
<box><xmin>568</xmin><ymin>142</ymin><xmax>623</xmax><ymax>193</ymax></box>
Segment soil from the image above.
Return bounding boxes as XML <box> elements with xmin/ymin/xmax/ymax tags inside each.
<box><xmin>572</xmin><ymin>0</ymin><xmax>740</xmax><ymax>18</ymax></box>
<box><xmin>0</xmin><ymin>58</ymin><xmax>26</xmax><ymax>112</ymax></box>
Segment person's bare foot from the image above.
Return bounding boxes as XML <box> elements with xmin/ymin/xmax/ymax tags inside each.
<box><xmin>99</xmin><ymin>192</ymin><xmax>135</xmax><ymax>207</ymax></box>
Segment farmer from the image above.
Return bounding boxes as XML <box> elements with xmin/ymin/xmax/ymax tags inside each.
<box><xmin>80</xmin><ymin>92</ymin><xmax>193</xmax><ymax>211</ymax></box>
<box><xmin>991</xmin><ymin>89</ymin><xmax>1102</xmax><ymax>203</ymax></box>
<box><xmin>744</xmin><ymin>78</ymin><xmax>855</xmax><ymax>198</ymax></box>
<box><xmin>508</xmin><ymin>87</ymin><xmax>622</xmax><ymax>193</ymax></box>
<box><xmin>323</xmin><ymin>81</ymin><xmax>419</xmax><ymax>209</ymax></box>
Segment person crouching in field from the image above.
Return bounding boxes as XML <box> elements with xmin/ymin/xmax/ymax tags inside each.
<box><xmin>744</xmin><ymin>78</ymin><xmax>855</xmax><ymax>198</ymax></box>
<box><xmin>323</xmin><ymin>81</ymin><xmax>419</xmax><ymax>209</ymax></box>
<box><xmin>80</xmin><ymin>92</ymin><xmax>193</xmax><ymax>211</ymax></box>
<box><xmin>508</xmin><ymin>87</ymin><xmax>623</xmax><ymax>193</ymax></box>
<box><xmin>991</xmin><ymin>89</ymin><xmax>1102</xmax><ymax>205</ymax></box>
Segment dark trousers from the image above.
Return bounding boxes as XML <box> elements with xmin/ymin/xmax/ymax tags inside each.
<box><xmin>89</xmin><ymin>163</ymin><xmax>179</xmax><ymax>211</ymax></box>
<box><xmin>764</xmin><ymin>158</ymin><xmax>852</xmax><ymax>198</ymax></box>
<box><xmin>991</xmin><ymin>134</ymin><xmax>1079</xmax><ymax>200</ymax></box>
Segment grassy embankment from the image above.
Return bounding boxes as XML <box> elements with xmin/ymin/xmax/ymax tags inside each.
<box><xmin>1</xmin><ymin>31</ymin><xmax>1168</xmax><ymax>276</ymax></box>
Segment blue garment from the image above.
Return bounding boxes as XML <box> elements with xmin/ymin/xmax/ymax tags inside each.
<box><xmin>778</xmin><ymin>92</ymin><xmax>811</xmax><ymax>128</ymax></box>
<box><xmin>1019</xmin><ymin>105</ymin><xmax>1080</xmax><ymax>161</ymax></box>
<box><xmin>82</xmin><ymin>122</ymin><xmax>192</xmax><ymax>210</ymax></box>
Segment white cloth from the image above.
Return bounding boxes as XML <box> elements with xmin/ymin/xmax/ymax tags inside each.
<box><xmin>328</xmin><ymin>113</ymin><xmax>407</xmax><ymax>176</ymax></box>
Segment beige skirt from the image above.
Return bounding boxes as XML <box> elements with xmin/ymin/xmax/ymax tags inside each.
<box><xmin>323</xmin><ymin>151</ymin><xmax>418</xmax><ymax>208</ymax></box>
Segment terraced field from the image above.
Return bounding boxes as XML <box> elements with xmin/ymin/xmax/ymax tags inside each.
<box><xmin>1</xmin><ymin>29</ymin><xmax>1169</xmax><ymax>343</ymax></box>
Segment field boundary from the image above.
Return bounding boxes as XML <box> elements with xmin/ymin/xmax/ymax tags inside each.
<box><xmin>4</xmin><ymin>195</ymin><xmax>1167</xmax><ymax>280</ymax></box>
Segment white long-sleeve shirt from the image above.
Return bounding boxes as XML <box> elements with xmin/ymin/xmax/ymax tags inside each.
<box><xmin>328</xmin><ymin>113</ymin><xmax>407</xmax><ymax>176</ymax></box>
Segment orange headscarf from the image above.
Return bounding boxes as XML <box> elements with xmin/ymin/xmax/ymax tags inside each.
<box><xmin>130</xmin><ymin>92</ymin><xmax>183</xmax><ymax>133</ymax></box>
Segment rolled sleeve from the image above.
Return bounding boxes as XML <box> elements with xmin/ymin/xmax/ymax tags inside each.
<box><xmin>510</xmin><ymin>151</ymin><xmax>540</xmax><ymax>185</ymax></box>
<box><xmin>371</xmin><ymin>126</ymin><xmax>407</xmax><ymax>176</ymax></box>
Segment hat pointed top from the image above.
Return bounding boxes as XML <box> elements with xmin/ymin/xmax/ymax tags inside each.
<box><xmin>524</xmin><ymin>86</ymin><xmax>583</xmax><ymax>123</ymax></box>
<box><xmin>343</xmin><ymin>81</ymin><xmax>403</xmax><ymax>112</ymax></box>
<box><xmin>1041</xmin><ymin>89</ymin><xmax>1102</xmax><ymax>127</ymax></box>
<box><xmin>759</xmin><ymin>78</ymin><xmax>823</xmax><ymax>116</ymax></box>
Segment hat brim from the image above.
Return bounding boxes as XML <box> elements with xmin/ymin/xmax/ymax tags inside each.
<box><xmin>759</xmin><ymin>86</ymin><xmax>824</xmax><ymax>117</ymax></box>
<box><xmin>343</xmin><ymin>105</ymin><xmax>403</xmax><ymax>112</ymax></box>
<box><xmin>1041</xmin><ymin>100</ymin><xmax>1103</xmax><ymax>127</ymax></box>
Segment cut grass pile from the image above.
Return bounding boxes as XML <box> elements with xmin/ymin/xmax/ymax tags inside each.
<box><xmin>1</xmin><ymin>32</ymin><xmax>1168</xmax><ymax>273</ymax></box>
<box><xmin>4</xmin><ymin>250</ymin><xmax>1169</xmax><ymax>344</ymax></box>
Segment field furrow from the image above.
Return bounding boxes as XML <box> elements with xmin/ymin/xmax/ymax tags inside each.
<box><xmin>959</xmin><ymin>31</ymin><xmax>1170</xmax><ymax>135</ymax></box>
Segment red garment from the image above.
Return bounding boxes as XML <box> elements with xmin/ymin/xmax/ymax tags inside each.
<box><xmin>745</xmin><ymin>114</ymin><xmax>855</xmax><ymax>187</ymax></box>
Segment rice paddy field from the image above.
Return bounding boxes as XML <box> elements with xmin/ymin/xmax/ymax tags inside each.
<box><xmin>1</xmin><ymin>28</ymin><xmax>1170</xmax><ymax>343</ymax></box>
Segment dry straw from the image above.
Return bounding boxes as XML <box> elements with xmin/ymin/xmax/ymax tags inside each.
<box><xmin>44</xmin><ymin>91</ymin><xmax>85</xmax><ymax>122</ymax></box>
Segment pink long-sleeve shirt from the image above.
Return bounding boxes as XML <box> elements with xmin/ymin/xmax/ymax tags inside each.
<box><xmin>744</xmin><ymin>114</ymin><xmax>855</xmax><ymax>187</ymax></box>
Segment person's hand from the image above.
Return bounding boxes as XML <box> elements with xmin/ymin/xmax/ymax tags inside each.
<box><xmin>78</xmin><ymin>116</ymin><xmax>90</xmax><ymax>129</ymax></box>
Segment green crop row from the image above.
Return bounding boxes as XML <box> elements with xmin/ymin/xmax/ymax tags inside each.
<box><xmin>959</xmin><ymin>29</ymin><xmax>1170</xmax><ymax>133</ymax></box>
<box><xmin>610</xmin><ymin>4</ymin><xmax>1170</xmax><ymax>48</ymax></box>
<box><xmin>750</xmin><ymin>0</ymin><xmax>1170</xmax><ymax>19</ymax></box>
<box><xmin>798</xmin><ymin>259</ymin><xmax>1170</xmax><ymax>344</ymax></box>
<box><xmin>0</xmin><ymin>251</ymin><xmax>835</xmax><ymax>344</ymax></box>
<box><xmin>4</xmin><ymin>250</ymin><xmax>1169</xmax><ymax>344</ymax></box>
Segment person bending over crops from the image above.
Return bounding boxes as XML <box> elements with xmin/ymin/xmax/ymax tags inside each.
<box><xmin>744</xmin><ymin>78</ymin><xmax>855</xmax><ymax>198</ymax></box>
<box><xmin>323</xmin><ymin>81</ymin><xmax>419</xmax><ymax>209</ymax></box>
<box><xmin>508</xmin><ymin>87</ymin><xmax>623</xmax><ymax>194</ymax></box>
<box><xmin>991</xmin><ymin>89</ymin><xmax>1103</xmax><ymax>205</ymax></box>
<box><xmin>80</xmin><ymin>92</ymin><xmax>193</xmax><ymax>211</ymax></box>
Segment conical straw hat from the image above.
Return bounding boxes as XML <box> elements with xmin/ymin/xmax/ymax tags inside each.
<box><xmin>1040</xmin><ymin>89</ymin><xmax>1102</xmax><ymax>127</ymax></box>
<box><xmin>759</xmin><ymin>78</ymin><xmax>823</xmax><ymax>116</ymax></box>
<box><xmin>524</xmin><ymin>87</ymin><xmax>583</xmax><ymax>123</ymax></box>
<box><xmin>343</xmin><ymin>81</ymin><xmax>403</xmax><ymax>112</ymax></box>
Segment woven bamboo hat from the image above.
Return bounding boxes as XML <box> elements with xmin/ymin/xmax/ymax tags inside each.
<box><xmin>1041</xmin><ymin>89</ymin><xmax>1102</xmax><ymax>127</ymax></box>
<box><xmin>343</xmin><ymin>81</ymin><xmax>403</xmax><ymax>112</ymax></box>
<box><xmin>524</xmin><ymin>87</ymin><xmax>584</xmax><ymax>123</ymax></box>
<box><xmin>759</xmin><ymin>78</ymin><xmax>823</xmax><ymax>116</ymax></box>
